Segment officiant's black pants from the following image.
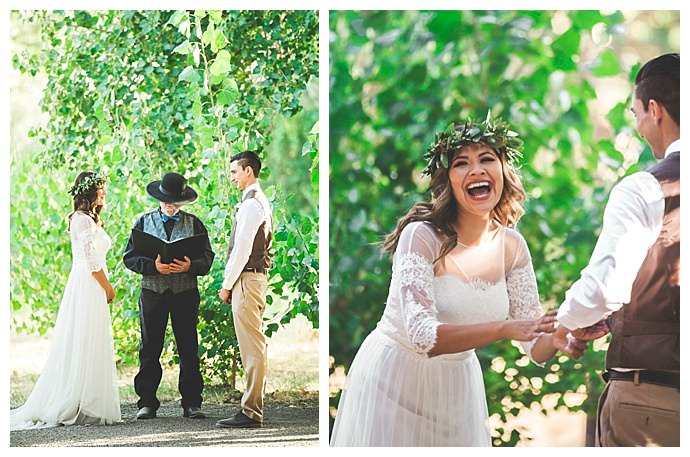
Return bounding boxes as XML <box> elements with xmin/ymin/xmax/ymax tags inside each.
<box><xmin>135</xmin><ymin>287</ymin><xmax>204</xmax><ymax>410</ymax></box>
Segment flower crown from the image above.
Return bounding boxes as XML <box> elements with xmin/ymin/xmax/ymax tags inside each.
<box><xmin>422</xmin><ymin>111</ymin><xmax>524</xmax><ymax>176</ymax></box>
<box><xmin>68</xmin><ymin>172</ymin><xmax>107</xmax><ymax>197</ymax></box>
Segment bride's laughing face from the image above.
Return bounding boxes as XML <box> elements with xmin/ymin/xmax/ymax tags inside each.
<box><xmin>448</xmin><ymin>143</ymin><xmax>504</xmax><ymax>219</ymax></box>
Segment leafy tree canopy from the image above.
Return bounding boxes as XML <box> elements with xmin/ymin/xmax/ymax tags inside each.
<box><xmin>11</xmin><ymin>9</ymin><xmax>319</xmax><ymax>387</ymax></box>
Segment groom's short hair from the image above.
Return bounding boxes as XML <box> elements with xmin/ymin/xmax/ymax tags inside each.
<box><xmin>634</xmin><ymin>53</ymin><xmax>679</xmax><ymax>125</ymax></box>
<box><xmin>231</xmin><ymin>151</ymin><xmax>262</xmax><ymax>178</ymax></box>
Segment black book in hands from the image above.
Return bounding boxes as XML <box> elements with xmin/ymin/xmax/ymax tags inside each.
<box><xmin>131</xmin><ymin>229</ymin><xmax>209</xmax><ymax>264</ymax></box>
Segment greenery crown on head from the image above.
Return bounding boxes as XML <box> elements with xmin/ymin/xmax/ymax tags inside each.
<box><xmin>423</xmin><ymin>111</ymin><xmax>524</xmax><ymax>176</ymax></box>
<box><xmin>68</xmin><ymin>171</ymin><xmax>107</xmax><ymax>197</ymax></box>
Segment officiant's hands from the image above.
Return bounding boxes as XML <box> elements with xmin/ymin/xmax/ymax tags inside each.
<box><xmin>155</xmin><ymin>254</ymin><xmax>173</xmax><ymax>274</ymax></box>
<box><xmin>171</xmin><ymin>256</ymin><xmax>191</xmax><ymax>273</ymax></box>
<box><xmin>155</xmin><ymin>254</ymin><xmax>191</xmax><ymax>274</ymax></box>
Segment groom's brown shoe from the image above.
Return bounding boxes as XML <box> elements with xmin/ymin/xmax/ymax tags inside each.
<box><xmin>136</xmin><ymin>406</ymin><xmax>156</xmax><ymax>420</ymax></box>
<box><xmin>216</xmin><ymin>411</ymin><xmax>262</xmax><ymax>428</ymax></box>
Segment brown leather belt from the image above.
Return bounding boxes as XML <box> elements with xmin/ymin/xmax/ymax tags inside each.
<box><xmin>603</xmin><ymin>370</ymin><xmax>680</xmax><ymax>389</ymax></box>
<box><xmin>243</xmin><ymin>267</ymin><xmax>266</xmax><ymax>274</ymax></box>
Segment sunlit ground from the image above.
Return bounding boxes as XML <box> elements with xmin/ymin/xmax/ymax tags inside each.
<box><xmin>10</xmin><ymin>314</ymin><xmax>319</xmax><ymax>407</ymax></box>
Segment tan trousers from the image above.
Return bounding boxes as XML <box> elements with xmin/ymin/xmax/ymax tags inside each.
<box><xmin>231</xmin><ymin>272</ymin><xmax>268</xmax><ymax>422</ymax></box>
<box><xmin>596</xmin><ymin>379</ymin><xmax>680</xmax><ymax>447</ymax></box>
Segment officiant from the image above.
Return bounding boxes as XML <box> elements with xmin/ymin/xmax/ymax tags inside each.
<box><xmin>123</xmin><ymin>172</ymin><xmax>215</xmax><ymax>420</ymax></box>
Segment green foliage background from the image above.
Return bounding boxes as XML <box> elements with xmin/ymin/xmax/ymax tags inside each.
<box><xmin>328</xmin><ymin>10</ymin><xmax>679</xmax><ymax>445</ymax></box>
<box><xmin>10</xmin><ymin>10</ymin><xmax>319</xmax><ymax>388</ymax></box>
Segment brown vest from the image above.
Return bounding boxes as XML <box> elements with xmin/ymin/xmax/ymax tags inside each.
<box><xmin>226</xmin><ymin>188</ymin><xmax>273</xmax><ymax>270</ymax></box>
<box><xmin>605</xmin><ymin>152</ymin><xmax>680</xmax><ymax>372</ymax></box>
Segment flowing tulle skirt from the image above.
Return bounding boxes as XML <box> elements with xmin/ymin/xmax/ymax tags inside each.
<box><xmin>10</xmin><ymin>262</ymin><xmax>121</xmax><ymax>430</ymax></box>
<box><xmin>331</xmin><ymin>328</ymin><xmax>491</xmax><ymax>446</ymax></box>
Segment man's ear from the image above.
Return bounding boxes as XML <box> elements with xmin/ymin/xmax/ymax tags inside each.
<box><xmin>648</xmin><ymin>99</ymin><xmax>663</xmax><ymax>125</ymax></box>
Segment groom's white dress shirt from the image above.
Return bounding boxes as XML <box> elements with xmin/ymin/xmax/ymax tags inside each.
<box><xmin>222</xmin><ymin>182</ymin><xmax>266</xmax><ymax>291</ymax></box>
<box><xmin>557</xmin><ymin>140</ymin><xmax>681</xmax><ymax>329</ymax></box>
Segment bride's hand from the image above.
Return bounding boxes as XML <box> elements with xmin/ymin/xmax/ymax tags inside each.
<box><xmin>502</xmin><ymin>310</ymin><xmax>557</xmax><ymax>341</ymax></box>
<box><xmin>106</xmin><ymin>285</ymin><xmax>115</xmax><ymax>304</ymax></box>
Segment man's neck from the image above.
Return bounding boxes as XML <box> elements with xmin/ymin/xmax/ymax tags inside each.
<box><xmin>242</xmin><ymin>180</ymin><xmax>259</xmax><ymax>194</ymax></box>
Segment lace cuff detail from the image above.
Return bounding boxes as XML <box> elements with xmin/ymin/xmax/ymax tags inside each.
<box><xmin>507</xmin><ymin>263</ymin><xmax>543</xmax><ymax>365</ymax></box>
<box><xmin>76</xmin><ymin>225</ymin><xmax>104</xmax><ymax>272</ymax></box>
<box><xmin>397</xmin><ymin>252</ymin><xmax>439</xmax><ymax>355</ymax></box>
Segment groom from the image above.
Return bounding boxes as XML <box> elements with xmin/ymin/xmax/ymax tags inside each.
<box><xmin>553</xmin><ymin>53</ymin><xmax>680</xmax><ymax>446</ymax></box>
<box><xmin>123</xmin><ymin>172</ymin><xmax>215</xmax><ymax>420</ymax></box>
<box><xmin>216</xmin><ymin>151</ymin><xmax>273</xmax><ymax>429</ymax></box>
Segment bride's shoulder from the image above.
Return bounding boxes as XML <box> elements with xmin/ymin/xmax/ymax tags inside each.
<box><xmin>501</xmin><ymin>225</ymin><xmax>525</xmax><ymax>243</ymax></box>
<box><xmin>71</xmin><ymin>211</ymin><xmax>100</xmax><ymax>229</ymax></box>
<box><xmin>397</xmin><ymin>221</ymin><xmax>443</xmax><ymax>258</ymax></box>
<box><xmin>500</xmin><ymin>225</ymin><xmax>533</xmax><ymax>268</ymax></box>
<box><xmin>401</xmin><ymin>220</ymin><xmax>442</xmax><ymax>240</ymax></box>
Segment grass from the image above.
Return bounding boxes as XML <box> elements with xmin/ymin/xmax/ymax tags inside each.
<box><xmin>10</xmin><ymin>315</ymin><xmax>319</xmax><ymax>408</ymax></box>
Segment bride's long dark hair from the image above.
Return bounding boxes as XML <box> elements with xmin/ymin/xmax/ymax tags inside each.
<box><xmin>67</xmin><ymin>171</ymin><xmax>105</xmax><ymax>230</ymax></box>
<box><xmin>381</xmin><ymin>144</ymin><xmax>526</xmax><ymax>262</ymax></box>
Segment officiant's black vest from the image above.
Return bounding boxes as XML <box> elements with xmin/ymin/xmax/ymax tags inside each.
<box><xmin>225</xmin><ymin>188</ymin><xmax>273</xmax><ymax>272</ymax></box>
<box><xmin>606</xmin><ymin>152</ymin><xmax>680</xmax><ymax>372</ymax></box>
<box><xmin>141</xmin><ymin>210</ymin><xmax>198</xmax><ymax>294</ymax></box>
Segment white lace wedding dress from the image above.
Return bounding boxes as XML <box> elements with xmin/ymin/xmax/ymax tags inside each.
<box><xmin>10</xmin><ymin>212</ymin><xmax>121</xmax><ymax>430</ymax></box>
<box><xmin>330</xmin><ymin>221</ymin><xmax>544</xmax><ymax>446</ymax></box>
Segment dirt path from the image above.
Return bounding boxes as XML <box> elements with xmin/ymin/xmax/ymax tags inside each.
<box><xmin>10</xmin><ymin>400</ymin><xmax>318</xmax><ymax>447</ymax></box>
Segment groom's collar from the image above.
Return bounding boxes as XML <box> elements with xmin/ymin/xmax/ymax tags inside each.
<box><xmin>242</xmin><ymin>182</ymin><xmax>261</xmax><ymax>200</ymax></box>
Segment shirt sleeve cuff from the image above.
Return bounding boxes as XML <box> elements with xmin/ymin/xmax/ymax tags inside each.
<box><xmin>222</xmin><ymin>278</ymin><xmax>235</xmax><ymax>290</ymax></box>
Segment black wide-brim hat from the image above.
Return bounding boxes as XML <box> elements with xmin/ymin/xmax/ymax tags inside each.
<box><xmin>146</xmin><ymin>172</ymin><xmax>198</xmax><ymax>205</ymax></box>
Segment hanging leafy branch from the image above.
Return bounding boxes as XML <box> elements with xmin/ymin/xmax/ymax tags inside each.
<box><xmin>11</xmin><ymin>9</ymin><xmax>319</xmax><ymax>387</ymax></box>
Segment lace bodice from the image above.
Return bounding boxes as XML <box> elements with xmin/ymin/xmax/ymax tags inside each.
<box><xmin>377</xmin><ymin>221</ymin><xmax>543</xmax><ymax>358</ymax></box>
<box><xmin>70</xmin><ymin>212</ymin><xmax>111</xmax><ymax>274</ymax></box>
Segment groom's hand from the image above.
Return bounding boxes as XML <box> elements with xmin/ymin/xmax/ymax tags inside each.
<box><xmin>571</xmin><ymin>320</ymin><xmax>610</xmax><ymax>341</ymax></box>
<box><xmin>552</xmin><ymin>320</ymin><xmax>609</xmax><ymax>360</ymax></box>
<box><xmin>219</xmin><ymin>288</ymin><xmax>231</xmax><ymax>304</ymax></box>
<box><xmin>552</xmin><ymin>326</ymin><xmax>582</xmax><ymax>359</ymax></box>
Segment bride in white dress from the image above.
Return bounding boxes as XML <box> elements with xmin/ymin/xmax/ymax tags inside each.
<box><xmin>330</xmin><ymin>116</ymin><xmax>590</xmax><ymax>446</ymax></box>
<box><xmin>10</xmin><ymin>171</ymin><xmax>121</xmax><ymax>430</ymax></box>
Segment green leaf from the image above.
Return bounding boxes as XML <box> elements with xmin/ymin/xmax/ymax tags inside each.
<box><xmin>178</xmin><ymin>65</ymin><xmax>201</xmax><ymax>83</ymax></box>
<box><xmin>551</xmin><ymin>28</ymin><xmax>580</xmax><ymax>70</ymax></box>
<box><xmin>172</xmin><ymin>39</ymin><xmax>193</xmax><ymax>55</ymax></box>
<box><xmin>570</xmin><ymin>10</ymin><xmax>605</xmax><ymax>30</ymax></box>
<box><xmin>209</xmin><ymin>50</ymin><xmax>232</xmax><ymax>76</ymax></box>
<box><xmin>166</xmin><ymin>10</ymin><xmax>187</xmax><ymax>27</ymax></box>
<box><xmin>212</xmin><ymin>30</ymin><xmax>228</xmax><ymax>53</ymax></box>
<box><xmin>217</xmin><ymin>78</ymin><xmax>240</xmax><ymax>105</ymax></box>
<box><xmin>590</xmin><ymin>49</ymin><xmax>622</xmax><ymax>77</ymax></box>
<box><xmin>208</xmin><ymin>10</ymin><xmax>223</xmax><ymax>22</ymax></box>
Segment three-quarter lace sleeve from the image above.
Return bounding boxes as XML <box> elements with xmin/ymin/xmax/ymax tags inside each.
<box><xmin>505</xmin><ymin>231</ymin><xmax>544</xmax><ymax>364</ymax></box>
<box><xmin>71</xmin><ymin>213</ymin><xmax>105</xmax><ymax>272</ymax></box>
<box><xmin>394</xmin><ymin>222</ymin><xmax>441</xmax><ymax>355</ymax></box>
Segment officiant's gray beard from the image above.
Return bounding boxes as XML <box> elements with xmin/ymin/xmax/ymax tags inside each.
<box><xmin>160</xmin><ymin>201</ymin><xmax>183</xmax><ymax>216</ymax></box>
